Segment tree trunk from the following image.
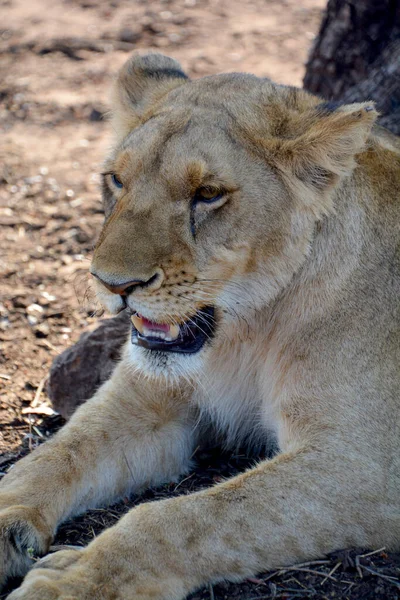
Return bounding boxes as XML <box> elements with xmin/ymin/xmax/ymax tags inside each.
<box><xmin>304</xmin><ymin>0</ymin><xmax>400</xmax><ymax>134</ymax></box>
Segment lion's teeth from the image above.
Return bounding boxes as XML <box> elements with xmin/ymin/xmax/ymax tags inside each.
<box><xmin>131</xmin><ymin>314</ymin><xmax>144</xmax><ymax>334</ymax></box>
<box><xmin>131</xmin><ymin>315</ymin><xmax>180</xmax><ymax>341</ymax></box>
<box><xmin>169</xmin><ymin>325</ymin><xmax>180</xmax><ymax>340</ymax></box>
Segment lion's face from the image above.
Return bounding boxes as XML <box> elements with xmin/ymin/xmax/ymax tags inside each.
<box><xmin>91</xmin><ymin>54</ymin><xmax>376</xmax><ymax>376</ymax></box>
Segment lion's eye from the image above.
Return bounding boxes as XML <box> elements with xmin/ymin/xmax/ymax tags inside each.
<box><xmin>111</xmin><ymin>173</ymin><xmax>123</xmax><ymax>189</ymax></box>
<box><xmin>195</xmin><ymin>188</ymin><xmax>223</xmax><ymax>204</ymax></box>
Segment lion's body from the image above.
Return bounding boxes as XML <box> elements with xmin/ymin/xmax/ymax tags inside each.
<box><xmin>2</xmin><ymin>55</ymin><xmax>400</xmax><ymax>600</ymax></box>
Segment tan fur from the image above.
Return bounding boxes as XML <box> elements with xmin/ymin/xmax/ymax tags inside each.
<box><xmin>2</xmin><ymin>53</ymin><xmax>400</xmax><ymax>600</ymax></box>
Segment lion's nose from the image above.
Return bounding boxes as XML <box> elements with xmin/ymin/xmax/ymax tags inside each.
<box><xmin>91</xmin><ymin>271</ymin><xmax>163</xmax><ymax>296</ymax></box>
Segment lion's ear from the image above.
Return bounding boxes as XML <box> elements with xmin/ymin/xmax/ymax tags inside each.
<box><xmin>111</xmin><ymin>53</ymin><xmax>189</xmax><ymax>138</ymax></box>
<box><xmin>270</xmin><ymin>102</ymin><xmax>378</xmax><ymax>216</ymax></box>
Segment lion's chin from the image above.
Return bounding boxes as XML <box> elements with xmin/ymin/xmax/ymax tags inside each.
<box><xmin>126</xmin><ymin>336</ymin><xmax>210</xmax><ymax>381</ymax></box>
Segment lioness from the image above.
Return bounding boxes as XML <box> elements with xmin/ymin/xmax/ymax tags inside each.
<box><xmin>2</xmin><ymin>53</ymin><xmax>400</xmax><ymax>600</ymax></box>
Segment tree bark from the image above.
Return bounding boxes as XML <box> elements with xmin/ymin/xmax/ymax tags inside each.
<box><xmin>304</xmin><ymin>0</ymin><xmax>400</xmax><ymax>134</ymax></box>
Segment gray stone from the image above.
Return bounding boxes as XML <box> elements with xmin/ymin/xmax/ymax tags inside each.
<box><xmin>47</xmin><ymin>311</ymin><xmax>130</xmax><ymax>419</ymax></box>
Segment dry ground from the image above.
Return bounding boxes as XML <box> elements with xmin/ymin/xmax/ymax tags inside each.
<box><xmin>1</xmin><ymin>0</ymin><xmax>400</xmax><ymax>598</ymax></box>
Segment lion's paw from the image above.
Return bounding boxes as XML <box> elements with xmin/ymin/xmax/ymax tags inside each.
<box><xmin>7</xmin><ymin>549</ymin><xmax>89</xmax><ymax>600</ymax></box>
<box><xmin>7</xmin><ymin>543</ymin><xmax>181</xmax><ymax>600</ymax></box>
<box><xmin>33</xmin><ymin>548</ymin><xmax>83</xmax><ymax>571</ymax></box>
<box><xmin>0</xmin><ymin>504</ymin><xmax>52</xmax><ymax>590</ymax></box>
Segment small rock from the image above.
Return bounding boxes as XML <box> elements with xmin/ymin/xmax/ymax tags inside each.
<box><xmin>27</xmin><ymin>315</ymin><xmax>38</xmax><ymax>326</ymax></box>
<box><xmin>34</xmin><ymin>323</ymin><xmax>50</xmax><ymax>338</ymax></box>
<box><xmin>40</xmin><ymin>291</ymin><xmax>57</xmax><ymax>303</ymax></box>
<box><xmin>27</xmin><ymin>303</ymin><xmax>44</xmax><ymax>314</ymax></box>
<box><xmin>118</xmin><ymin>27</ymin><xmax>142</xmax><ymax>44</ymax></box>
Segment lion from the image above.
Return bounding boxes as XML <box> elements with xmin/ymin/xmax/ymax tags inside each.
<box><xmin>1</xmin><ymin>53</ymin><xmax>400</xmax><ymax>600</ymax></box>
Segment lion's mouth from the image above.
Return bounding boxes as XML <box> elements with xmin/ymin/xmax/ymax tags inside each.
<box><xmin>130</xmin><ymin>306</ymin><xmax>216</xmax><ymax>353</ymax></box>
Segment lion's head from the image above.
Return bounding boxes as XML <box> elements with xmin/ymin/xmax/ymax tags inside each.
<box><xmin>91</xmin><ymin>53</ymin><xmax>377</xmax><ymax>376</ymax></box>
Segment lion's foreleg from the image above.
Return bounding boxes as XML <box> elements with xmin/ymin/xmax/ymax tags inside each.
<box><xmin>0</xmin><ymin>361</ymin><xmax>196</xmax><ymax>586</ymax></box>
<box><xmin>48</xmin><ymin>444</ymin><xmax>385</xmax><ymax>600</ymax></box>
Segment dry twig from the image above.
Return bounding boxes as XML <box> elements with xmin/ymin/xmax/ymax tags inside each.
<box><xmin>32</xmin><ymin>375</ymin><xmax>48</xmax><ymax>408</ymax></box>
<box><xmin>320</xmin><ymin>561</ymin><xmax>341</xmax><ymax>585</ymax></box>
<box><xmin>360</xmin><ymin>565</ymin><xmax>400</xmax><ymax>589</ymax></box>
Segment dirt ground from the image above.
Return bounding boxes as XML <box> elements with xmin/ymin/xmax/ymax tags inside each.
<box><xmin>1</xmin><ymin>0</ymin><xmax>400</xmax><ymax>598</ymax></box>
